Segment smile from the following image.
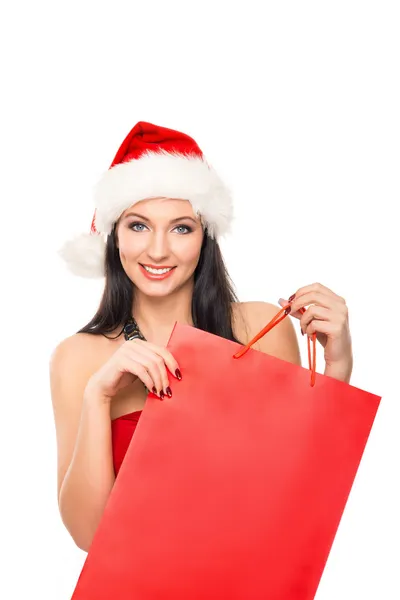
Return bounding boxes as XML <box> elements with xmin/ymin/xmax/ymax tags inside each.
<box><xmin>139</xmin><ymin>264</ymin><xmax>177</xmax><ymax>280</ymax></box>
<box><xmin>142</xmin><ymin>265</ymin><xmax>174</xmax><ymax>274</ymax></box>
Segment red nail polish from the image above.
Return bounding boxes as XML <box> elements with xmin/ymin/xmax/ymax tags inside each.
<box><xmin>160</xmin><ymin>391</ymin><xmax>165</xmax><ymax>400</ymax></box>
<box><xmin>152</xmin><ymin>387</ymin><xmax>157</xmax><ymax>395</ymax></box>
<box><xmin>175</xmin><ymin>368</ymin><xmax>182</xmax><ymax>380</ymax></box>
<box><xmin>288</xmin><ymin>293</ymin><xmax>296</xmax><ymax>302</ymax></box>
<box><xmin>166</xmin><ymin>386</ymin><xmax>172</xmax><ymax>398</ymax></box>
<box><xmin>301</xmin><ymin>329</ymin><xmax>305</xmax><ymax>336</ymax></box>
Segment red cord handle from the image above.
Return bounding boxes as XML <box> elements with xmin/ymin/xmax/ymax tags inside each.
<box><xmin>232</xmin><ymin>303</ymin><xmax>317</xmax><ymax>387</ymax></box>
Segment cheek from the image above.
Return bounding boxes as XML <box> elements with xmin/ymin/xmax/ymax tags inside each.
<box><xmin>173</xmin><ymin>237</ymin><xmax>202</xmax><ymax>265</ymax></box>
<box><xmin>117</xmin><ymin>231</ymin><xmax>143</xmax><ymax>258</ymax></box>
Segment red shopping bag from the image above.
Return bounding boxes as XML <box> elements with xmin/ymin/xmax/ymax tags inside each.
<box><xmin>71</xmin><ymin>305</ymin><xmax>381</xmax><ymax>600</ymax></box>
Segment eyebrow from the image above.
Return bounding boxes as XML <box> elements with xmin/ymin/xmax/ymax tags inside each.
<box><xmin>123</xmin><ymin>212</ymin><xmax>198</xmax><ymax>225</ymax></box>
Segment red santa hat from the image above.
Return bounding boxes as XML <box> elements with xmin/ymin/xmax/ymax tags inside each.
<box><xmin>58</xmin><ymin>121</ymin><xmax>234</xmax><ymax>278</ymax></box>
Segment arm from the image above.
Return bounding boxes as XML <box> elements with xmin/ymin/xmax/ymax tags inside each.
<box><xmin>324</xmin><ymin>359</ymin><xmax>353</xmax><ymax>384</ymax></box>
<box><xmin>49</xmin><ymin>335</ymin><xmax>115</xmax><ymax>553</ymax></box>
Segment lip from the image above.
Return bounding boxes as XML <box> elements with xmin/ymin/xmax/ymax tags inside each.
<box><xmin>140</xmin><ymin>264</ymin><xmax>176</xmax><ymax>269</ymax></box>
<box><xmin>139</xmin><ymin>264</ymin><xmax>176</xmax><ymax>281</ymax></box>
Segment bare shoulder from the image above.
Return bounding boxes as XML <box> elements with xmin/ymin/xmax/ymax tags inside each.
<box><xmin>232</xmin><ymin>301</ymin><xmax>301</xmax><ymax>366</ymax></box>
<box><xmin>49</xmin><ymin>330</ymin><xmax>119</xmax><ymax>431</ymax></box>
<box><xmin>49</xmin><ymin>330</ymin><xmax>117</xmax><ymax>377</ymax></box>
<box><xmin>50</xmin><ymin>333</ymin><xmax>102</xmax><ymax>389</ymax></box>
<box><xmin>49</xmin><ymin>332</ymin><xmax>114</xmax><ymax>500</ymax></box>
<box><xmin>50</xmin><ymin>331</ymin><xmax>96</xmax><ymax>362</ymax></box>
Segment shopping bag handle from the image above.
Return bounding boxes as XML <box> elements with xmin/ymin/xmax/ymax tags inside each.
<box><xmin>232</xmin><ymin>303</ymin><xmax>317</xmax><ymax>387</ymax></box>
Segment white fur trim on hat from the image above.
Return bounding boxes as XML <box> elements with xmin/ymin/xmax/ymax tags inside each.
<box><xmin>58</xmin><ymin>232</ymin><xmax>106</xmax><ymax>279</ymax></box>
<box><xmin>94</xmin><ymin>149</ymin><xmax>234</xmax><ymax>239</ymax></box>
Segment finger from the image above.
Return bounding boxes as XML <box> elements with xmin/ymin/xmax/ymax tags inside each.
<box><xmin>123</xmin><ymin>357</ymin><xmax>156</xmax><ymax>393</ymax></box>
<box><xmin>131</xmin><ymin>339</ymin><xmax>182</xmax><ymax>380</ymax></box>
<box><xmin>292</xmin><ymin>282</ymin><xmax>343</xmax><ymax>303</ymax></box>
<box><xmin>126</xmin><ymin>343</ymin><xmax>166</xmax><ymax>395</ymax></box>
<box><xmin>304</xmin><ymin>319</ymin><xmax>343</xmax><ymax>338</ymax></box>
<box><xmin>277</xmin><ymin>298</ymin><xmax>304</xmax><ymax>319</ymax></box>
<box><xmin>291</xmin><ymin>291</ymin><xmax>343</xmax><ymax>314</ymax></box>
<box><xmin>127</xmin><ymin>341</ymin><xmax>178</xmax><ymax>396</ymax></box>
<box><xmin>300</xmin><ymin>305</ymin><xmax>331</xmax><ymax>333</ymax></box>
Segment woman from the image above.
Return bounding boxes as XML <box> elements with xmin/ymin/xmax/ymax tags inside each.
<box><xmin>50</xmin><ymin>121</ymin><xmax>353</xmax><ymax>553</ymax></box>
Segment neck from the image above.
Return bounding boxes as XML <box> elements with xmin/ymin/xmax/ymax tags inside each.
<box><xmin>132</xmin><ymin>281</ymin><xmax>194</xmax><ymax>345</ymax></box>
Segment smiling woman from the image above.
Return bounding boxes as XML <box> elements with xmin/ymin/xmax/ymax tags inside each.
<box><xmin>50</xmin><ymin>121</ymin><xmax>302</xmax><ymax>552</ymax></box>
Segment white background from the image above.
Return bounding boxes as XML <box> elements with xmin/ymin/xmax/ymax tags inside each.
<box><xmin>1</xmin><ymin>1</ymin><xmax>399</xmax><ymax>598</ymax></box>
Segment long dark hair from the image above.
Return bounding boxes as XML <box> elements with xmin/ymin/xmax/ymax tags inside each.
<box><xmin>77</xmin><ymin>224</ymin><xmax>242</xmax><ymax>343</ymax></box>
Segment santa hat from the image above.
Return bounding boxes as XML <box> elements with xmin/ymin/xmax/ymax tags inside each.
<box><xmin>58</xmin><ymin>121</ymin><xmax>234</xmax><ymax>278</ymax></box>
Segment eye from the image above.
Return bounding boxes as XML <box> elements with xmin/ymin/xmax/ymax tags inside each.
<box><xmin>129</xmin><ymin>222</ymin><xmax>192</xmax><ymax>234</ymax></box>
<box><xmin>174</xmin><ymin>225</ymin><xmax>192</xmax><ymax>234</ymax></box>
<box><xmin>129</xmin><ymin>222</ymin><xmax>148</xmax><ymax>232</ymax></box>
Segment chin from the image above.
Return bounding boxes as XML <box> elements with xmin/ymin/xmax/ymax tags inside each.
<box><xmin>133</xmin><ymin>280</ymin><xmax>176</xmax><ymax>296</ymax></box>
<box><xmin>144</xmin><ymin>286</ymin><xmax>173</xmax><ymax>297</ymax></box>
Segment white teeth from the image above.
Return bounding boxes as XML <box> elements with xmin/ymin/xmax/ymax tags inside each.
<box><xmin>143</xmin><ymin>266</ymin><xmax>173</xmax><ymax>274</ymax></box>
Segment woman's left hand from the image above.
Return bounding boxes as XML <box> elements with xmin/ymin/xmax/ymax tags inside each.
<box><xmin>278</xmin><ymin>282</ymin><xmax>353</xmax><ymax>379</ymax></box>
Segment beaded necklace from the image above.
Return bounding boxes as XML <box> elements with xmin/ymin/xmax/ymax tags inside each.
<box><xmin>122</xmin><ymin>316</ymin><xmax>149</xmax><ymax>393</ymax></box>
<box><xmin>122</xmin><ymin>316</ymin><xmax>146</xmax><ymax>342</ymax></box>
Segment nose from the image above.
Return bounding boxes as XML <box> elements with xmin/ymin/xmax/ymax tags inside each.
<box><xmin>146</xmin><ymin>230</ymin><xmax>170</xmax><ymax>262</ymax></box>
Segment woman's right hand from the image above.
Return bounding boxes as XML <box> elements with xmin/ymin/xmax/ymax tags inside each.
<box><xmin>84</xmin><ymin>339</ymin><xmax>182</xmax><ymax>402</ymax></box>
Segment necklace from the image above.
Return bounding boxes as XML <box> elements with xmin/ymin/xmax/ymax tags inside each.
<box><xmin>123</xmin><ymin>316</ymin><xmax>146</xmax><ymax>342</ymax></box>
<box><xmin>122</xmin><ymin>317</ymin><xmax>149</xmax><ymax>393</ymax></box>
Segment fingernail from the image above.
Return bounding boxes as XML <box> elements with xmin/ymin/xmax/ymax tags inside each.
<box><xmin>301</xmin><ymin>328</ymin><xmax>305</xmax><ymax>336</ymax></box>
<box><xmin>160</xmin><ymin>390</ymin><xmax>165</xmax><ymax>400</ymax></box>
<box><xmin>152</xmin><ymin>386</ymin><xmax>157</xmax><ymax>395</ymax></box>
<box><xmin>175</xmin><ymin>368</ymin><xmax>182</xmax><ymax>380</ymax></box>
<box><xmin>288</xmin><ymin>293</ymin><xmax>296</xmax><ymax>302</ymax></box>
<box><xmin>166</xmin><ymin>386</ymin><xmax>172</xmax><ymax>398</ymax></box>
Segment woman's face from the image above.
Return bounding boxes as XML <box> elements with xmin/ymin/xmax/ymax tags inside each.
<box><xmin>115</xmin><ymin>197</ymin><xmax>204</xmax><ymax>297</ymax></box>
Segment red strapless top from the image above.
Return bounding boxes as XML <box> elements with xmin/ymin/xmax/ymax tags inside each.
<box><xmin>111</xmin><ymin>410</ymin><xmax>143</xmax><ymax>476</ymax></box>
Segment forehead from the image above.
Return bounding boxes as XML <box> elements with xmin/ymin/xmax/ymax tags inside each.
<box><xmin>120</xmin><ymin>197</ymin><xmax>199</xmax><ymax>219</ymax></box>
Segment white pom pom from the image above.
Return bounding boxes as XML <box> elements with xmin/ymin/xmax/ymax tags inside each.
<box><xmin>58</xmin><ymin>232</ymin><xmax>106</xmax><ymax>278</ymax></box>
